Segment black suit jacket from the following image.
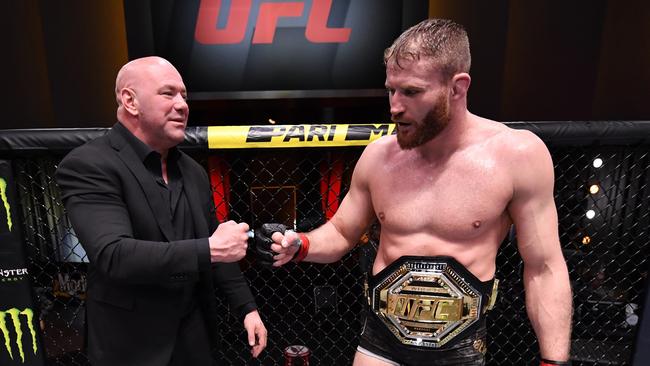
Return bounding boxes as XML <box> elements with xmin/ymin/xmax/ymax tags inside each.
<box><xmin>56</xmin><ymin>123</ymin><xmax>256</xmax><ymax>366</ymax></box>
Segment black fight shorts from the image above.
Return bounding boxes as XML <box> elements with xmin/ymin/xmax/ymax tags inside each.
<box><xmin>357</xmin><ymin>307</ymin><xmax>487</xmax><ymax>366</ymax></box>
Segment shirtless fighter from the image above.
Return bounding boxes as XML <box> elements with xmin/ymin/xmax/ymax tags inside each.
<box><xmin>252</xmin><ymin>18</ymin><xmax>572</xmax><ymax>366</ymax></box>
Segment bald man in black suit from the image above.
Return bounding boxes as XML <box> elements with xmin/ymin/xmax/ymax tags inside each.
<box><xmin>56</xmin><ymin>56</ymin><xmax>266</xmax><ymax>366</ymax></box>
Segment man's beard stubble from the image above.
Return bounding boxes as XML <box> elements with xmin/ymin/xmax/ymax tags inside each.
<box><xmin>396</xmin><ymin>92</ymin><xmax>451</xmax><ymax>150</ymax></box>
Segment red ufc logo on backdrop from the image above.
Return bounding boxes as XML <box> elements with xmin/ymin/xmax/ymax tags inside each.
<box><xmin>195</xmin><ymin>0</ymin><xmax>352</xmax><ymax>44</ymax></box>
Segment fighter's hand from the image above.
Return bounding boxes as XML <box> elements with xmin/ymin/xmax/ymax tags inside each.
<box><xmin>209</xmin><ymin>220</ymin><xmax>250</xmax><ymax>263</ymax></box>
<box><xmin>243</xmin><ymin>310</ymin><xmax>267</xmax><ymax>358</ymax></box>
<box><xmin>250</xmin><ymin>223</ymin><xmax>288</xmax><ymax>267</ymax></box>
<box><xmin>271</xmin><ymin>229</ymin><xmax>301</xmax><ymax>267</ymax></box>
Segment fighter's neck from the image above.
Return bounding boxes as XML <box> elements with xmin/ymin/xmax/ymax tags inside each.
<box><xmin>413</xmin><ymin>111</ymin><xmax>476</xmax><ymax>160</ymax></box>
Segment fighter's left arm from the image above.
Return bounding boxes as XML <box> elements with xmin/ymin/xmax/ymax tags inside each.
<box><xmin>507</xmin><ymin>130</ymin><xmax>572</xmax><ymax>362</ymax></box>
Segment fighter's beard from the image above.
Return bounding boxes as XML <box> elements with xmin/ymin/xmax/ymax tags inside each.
<box><xmin>397</xmin><ymin>93</ymin><xmax>451</xmax><ymax>150</ymax></box>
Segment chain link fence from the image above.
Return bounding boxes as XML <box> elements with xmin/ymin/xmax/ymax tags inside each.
<box><xmin>3</xmin><ymin>123</ymin><xmax>650</xmax><ymax>365</ymax></box>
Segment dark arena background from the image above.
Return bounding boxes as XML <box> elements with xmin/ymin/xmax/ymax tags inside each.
<box><xmin>0</xmin><ymin>121</ymin><xmax>649</xmax><ymax>365</ymax></box>
<box><xmin>3</xmin><ymin>1</ymin><xmax>650</xmax><ymax>365</ymax></box>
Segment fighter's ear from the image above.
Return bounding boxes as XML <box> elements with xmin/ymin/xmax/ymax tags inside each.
<box><xmin>450</xmin><ymin>73</ymin><xmax>471</xmax><ymax>100</ymax></box>
<box><xmin>120</xmin><ymin>88</ymin><xmax>139</xmax><ymax>116</ymax></box>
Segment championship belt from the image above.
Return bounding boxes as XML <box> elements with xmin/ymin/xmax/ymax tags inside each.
<box><xmin>366</xmin><ymin>256</ymin><xmax>498</xmax><ymax>349</ymax></box>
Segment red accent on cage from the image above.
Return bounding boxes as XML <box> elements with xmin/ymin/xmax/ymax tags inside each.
<box><xmin>208</xmin><ymin>156</ymin><xmax>230</xmax><ymax>222</ymax></box>
<box><xmin>320</xmin><ymin>154</ymin><xmax>343</xmax><ymax>220</ymax></box>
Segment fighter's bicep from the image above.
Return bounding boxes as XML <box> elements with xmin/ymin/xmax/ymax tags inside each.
<box><xmin>329</xmin><ymin>150</ymin><xmax>376</xmax><ymax>244</ymax></box>
<box><xmin>507</xmin><ymin>135</ymin><xmax>559</xmax><ymax>266</ymax></box>
<box><xmin>509</xmin><ymin>193</ymin><xmax>559</xmax><ymax>264</ymax></box>
<box><xmin>331</xmin><ymin>182</ymin><xmax>375</xmax><ymax>245</ymax></box>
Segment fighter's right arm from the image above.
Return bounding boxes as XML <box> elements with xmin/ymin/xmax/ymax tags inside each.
<box><xmin>270</xmin><ymin>143</ymin><xmax>378</xmax><ymax>266</ymax></box>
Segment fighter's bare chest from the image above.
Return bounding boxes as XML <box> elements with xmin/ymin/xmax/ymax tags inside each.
<box><xmin>368</xmin><ymin>155</ymin><xmax>512</xmax><ymax>239</ymax></box>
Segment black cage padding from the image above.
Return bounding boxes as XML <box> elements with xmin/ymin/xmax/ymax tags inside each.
<box><xmin>2</xmin><ymin>121</ymin><xmax>650</xmax><ymax>152</ymax></box>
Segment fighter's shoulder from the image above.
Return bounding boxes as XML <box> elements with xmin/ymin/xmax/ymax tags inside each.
<box><xmin>367</xmin><ymin>134</ymin><xmax>398</xmax><ymax>152</ymax></box>
<box><xmin>359</xmin><ymin>134</ymin><xmax>396</xmax><ymax>160</ymax></box>
<box><xmin>484</xmin><ymin>120</ymin><xmax>549</xmax><ymax>156</ymax></box>
<box><xmin>482</xmin><ymin>121</ymin><xmax>553</xmax><ymax>177</ymax></box>
<box><xmin>353</xmin><ymin>135</ymin><xmax>395</xmax><ymax>174</ymax></box>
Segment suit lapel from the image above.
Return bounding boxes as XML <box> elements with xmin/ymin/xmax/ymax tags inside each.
<box><xmin>178</xmin><ymin>155</ymin><xmax>209</xmax><ymax>237</ymax></box>
<box><xmin>108</xmin><ymin>128</ymin><xmax>175</xmax><ymax>241</ymax></box>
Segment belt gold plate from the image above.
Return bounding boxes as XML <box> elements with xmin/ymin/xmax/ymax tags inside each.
<box><xmin>384</xmin><ymin>293</ymin><xmax>464</xmax><ymax>322</ymax></box>
<box><xmin>368</xmin><ymin>258</ymin><xmax>486</xmax><ymax>348</ymax></box>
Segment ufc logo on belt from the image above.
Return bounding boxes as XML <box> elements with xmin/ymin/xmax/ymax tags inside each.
<box><xmin>388</xmin><ymin>295</ymin><xmax>464</xmax><ymax>323</ymax></box>
<box><xmin>195</xmin><ymin>0</ymin><xmax>352</xmax><ymax>44</ymax></box>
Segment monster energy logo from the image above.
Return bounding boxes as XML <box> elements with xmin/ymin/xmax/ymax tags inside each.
<box><xmin>0</xmin><ymin>178</ymin><xmax>11</xmax><ymax>231</ymax></box>
<box><xmin>0</xmin><ymin>308</ymin><xmax>37</xmax><ymax>363</ymax></box>
<box><xmin>0</xmin><ymin>268</ymin><xmax>28</xmax><ymax>283</ymax></box>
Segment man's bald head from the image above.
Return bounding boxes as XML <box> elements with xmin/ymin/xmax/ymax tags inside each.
<box><xmin>115</xmin><ymin>56</ymin><xmax>179</xmax><ymax>106</ymax></box>
<box><xmin>113</xmin><ymin>56</ymin><xmax>188</xmax><ymax>154</ymax></box>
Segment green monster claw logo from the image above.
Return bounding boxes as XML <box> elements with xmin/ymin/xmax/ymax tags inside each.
<box><xmin>0</xmin><ymin>308</ymin><xmax>37</xmax><ymax>363</ymax></box>
<box><xmin>0</xmin><ymin>178</ymin><xmax>11</xmax><ymax>231</ymax></box>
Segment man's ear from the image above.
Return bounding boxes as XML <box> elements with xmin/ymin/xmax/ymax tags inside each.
<box><xmin>450</xmin><ymin>73</ymin><xmax>471</xmax><ymax>99</ymax></box>
<box><xmin>120</xmin><ymin>88</ymin><xmax>139</xmax><ymax>116</ymax></box>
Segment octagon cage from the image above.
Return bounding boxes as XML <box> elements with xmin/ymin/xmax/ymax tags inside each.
<box><xmin>0</xmin><ymin>121</ymin><xmax>648</xmax><ymax>365</ymax></box>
